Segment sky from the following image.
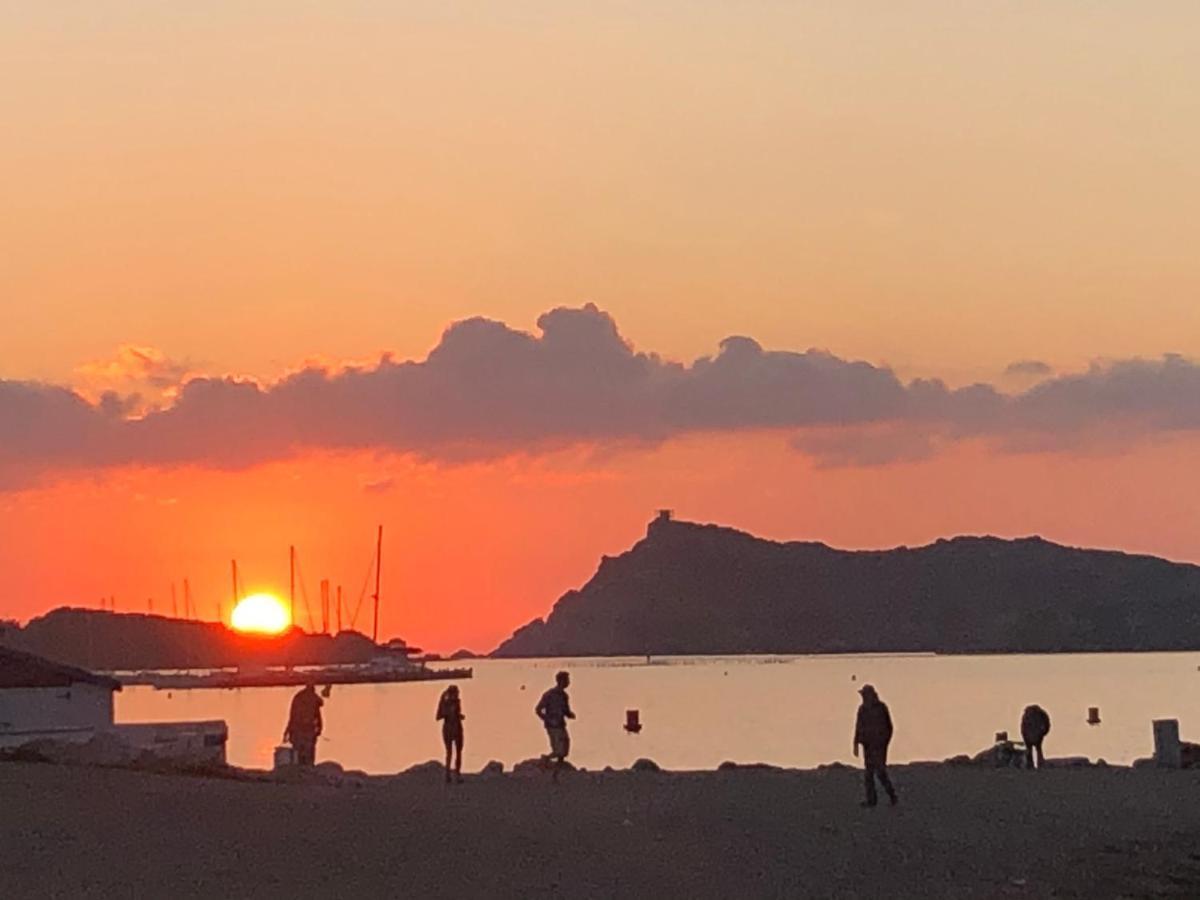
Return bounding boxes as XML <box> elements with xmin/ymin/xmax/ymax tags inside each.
<box><xmin>2</xmin><ymin>2</ymin><xmax>1199</xmax><ymax>652</ymax></box>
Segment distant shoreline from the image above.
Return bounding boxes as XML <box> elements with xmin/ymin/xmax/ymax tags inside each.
<box><xmin>476</xmin><ymin>647</ymin><xmax>1200</xmax><ymax>662</ymax></box>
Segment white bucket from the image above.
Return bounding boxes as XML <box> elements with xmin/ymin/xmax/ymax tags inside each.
<box><xmin>274</xmin><ymin>745</ymin><xmax>297</xmax><ymax>769</ymax></box>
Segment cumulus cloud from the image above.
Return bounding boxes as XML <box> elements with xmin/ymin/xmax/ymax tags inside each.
<box><xmin>2</xmin><ymin>304</ymin><xmax>1199</xmax><ymax>486</ymax></box>
<box><xmin>73</xmin><ymin>345</ymin><xmax>194</xmax><ymax>415</ymax></box>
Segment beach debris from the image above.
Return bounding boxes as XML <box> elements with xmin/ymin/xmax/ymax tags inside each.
<box><xmin>1044</xmin><ymin>756</ymin><xmax>1091</xmax><ymax>768</ymax></box>
<box><xmin>816</xmin><ymin>761</ymin><xmax>854</xmax><ymax>772</ymax></box>
<box><xmin>9</xmin><ymin>732</ymin><xmax>141</xmax><ymax>768</ymax></box>
<box><xmin>971</xmin><ymin>741</ymin><xmax>1025</xmax><ymax>768</ymax></box>
<box><xmin>512</xmin><ymin>756</ymin><xmax>576</xmax><ymax>778</ymax></box>
<box><xmin>631</xmin><ymin>758</ymin><xmax>660</xmax><ymax>773</ymax></box>
<box><xmin>1087</xmin><ymin>707</ymin><xmax>1101</xmax><ymax>725</ymax></box>
<box><xmin>271</xmin><ymin>759</ymin><xmax>364</xmax><ymax>787</ymax></box>
<box><xmin>718</xmin><ymin>761</ymin><xmax>783</xmax><ymax>773</ymax></box>
<box><xmin>401</xmin><ymin>760</ymin><xmax>447</xmax><ymax>780</ymax></box>
<box><xmin>624</xmin><ymin>709</ymin><xmax>642</xmax><ymax>733</ymax></box>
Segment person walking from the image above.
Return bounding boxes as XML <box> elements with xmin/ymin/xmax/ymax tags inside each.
<box><xmin>853</xmin><ymin>684</ymin><xmax>897</xmax><ymax>807</ymax></box>
<box><xmin>437</xmin><ymin>684</ymin><xmax>465</xmax><ymax>783</ymax></box>
<box><xmin>284</xmin><ymin>682</ymin><xmax>324</xmax><ymax>766</ymax></box>
<box><xmin>1020</xmin><ymin>704</ymin><xmax>1051</xmax><ymax>770</ymax></box>
<box><xmin>535</xmin><ymin>670</ymin><xmax>575</xmax><ymax>781</ymax></box>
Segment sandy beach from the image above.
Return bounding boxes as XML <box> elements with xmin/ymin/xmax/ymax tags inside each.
<box><xmin>2</xmin><ymin>761</ymin><xmax>1199</xmax><ymax>898</ymax></box>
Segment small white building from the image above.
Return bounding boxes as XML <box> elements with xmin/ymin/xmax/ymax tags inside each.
<box><xmin>0</xmin><ymin>645</ymin><xmax>121</xmax><ymax>747</ymax></box>
<box><xmin>0</xmin><ymin>646</ymin><xmax>228</xmax><ymax>764</ymax></box>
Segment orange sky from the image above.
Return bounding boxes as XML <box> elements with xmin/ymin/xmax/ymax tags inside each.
<box><xmin>4</xmin><ymin>435</ymin><xmax>1200</xmax><ymax>653</ymax></box>
<box><xmin>2</xmin><ymin>3</ymin><xmax>1199</xmax><ymax>650</ymax></box>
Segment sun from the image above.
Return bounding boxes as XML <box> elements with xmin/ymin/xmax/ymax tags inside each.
<box><xmin>230</xmin><ymin>593</ymin><xmax>291</xmax><ymax>635</ymax></box>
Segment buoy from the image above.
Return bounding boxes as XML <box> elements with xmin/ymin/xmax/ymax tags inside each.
<box><xmin>995</xmin><ymin>731</ymin><xmax>1008</xmax><ymax>744</ymax></box>
<box><xmin>1087</xmin><ymin>706</ymin><xmax>1101</xmax><ymax>725</ymax></box>
<box><xmin>624</xmin><ymin>709</ymin><xmax>642</xmax><ymax>734</ymax></box>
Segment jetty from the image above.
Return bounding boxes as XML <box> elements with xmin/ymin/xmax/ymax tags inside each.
<box><xmin>118</xmin><ymin>661</ymin><xmax>471</xmax><ymax>691</ymax></box>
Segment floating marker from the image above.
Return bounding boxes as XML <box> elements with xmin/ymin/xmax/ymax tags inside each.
<box><xmin>1087</xmin><ymin>706</ymin><xmax>1101</xmax><ymax>725</ymax></box>
<box><xmin>625</xmin><ymin>709</ymin><xmax>642</xmax><ymax>734</ymax></box>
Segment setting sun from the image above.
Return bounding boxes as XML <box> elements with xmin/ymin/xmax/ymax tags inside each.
<box><xmin>230</xmin><ymin>593</ymin><xmax>291</xmax><ymax>635</ymax></box>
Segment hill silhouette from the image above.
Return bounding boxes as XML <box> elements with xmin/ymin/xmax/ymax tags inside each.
<box><xmin>0</xmin><ymin>608</ymin><xmax>383</xmax><ymax>671</ymax></box>
<box><xmin>493</xmin><ymin>515</ymin><xmax>1200</xmax><ymax>657</ymax></box>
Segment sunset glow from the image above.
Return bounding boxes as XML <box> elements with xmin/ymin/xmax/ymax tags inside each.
<box><xmin>230</xmin><ymin>594</ymin><xmax>291</xmax><ymax>635</ymax></box>
<box><xmin>2</xmin><ymin>3</ymin><xmax>1199</xmax><ymax>656</ymax></box>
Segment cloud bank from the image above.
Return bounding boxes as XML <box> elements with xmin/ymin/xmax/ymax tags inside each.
<box><xmin>3</xmin><ymin>304</ymin><xmax>1198</xmax><ymax>487</ymax></box>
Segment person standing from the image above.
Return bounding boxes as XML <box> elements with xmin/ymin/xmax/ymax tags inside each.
<box><xmin>535</xmin><ymin>670</ymin><xmax>575</xmax><ymax>781</ymax></box>
<box><xmin>284</xmin><ymin>682</ymin><xmax>324</xmax><ymax>766</ymax></box>
<box><xmin>1020</xmin><ymin>704</ymin><xmax>1051</xmax><ymax>770</ymax></box>
<box><xmin>437</xmin><ymin>684</ymin><xmax>465</xmax><ymax>783</ymax></box>
<box><xmin>853</xmin><ymin>684</ymin><xmax>897</xmax><ymax>807</ymax></box>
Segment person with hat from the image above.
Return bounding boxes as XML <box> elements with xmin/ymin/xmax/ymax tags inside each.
<box><xmin>853</xmin><ymin>684</ymin><xmax>897</xmax><ymax>807</ymax></box>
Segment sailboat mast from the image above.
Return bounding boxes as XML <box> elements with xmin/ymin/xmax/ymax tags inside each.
<box><xmin>320</xmin><ymin>579</ymin><xmax>330</xmax><ymax>634</ymax></box>
<box><xmin>372</xmin><ymin>525</ymin><xmax>383</xmax><ymax>644</ymax></box>
<box><xmin>289</xmin><ymin>545</ymin><xmax>296</xmax><ymax>625</ymax></box>
<box><xmin>229</xmin><ymin>559</ymin><xmax>239</xmax><ymax>623</ymax></box>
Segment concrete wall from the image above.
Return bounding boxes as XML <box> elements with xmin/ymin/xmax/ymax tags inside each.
<box><xmin>0</xmin><ymin>683</ymin><xmax>114</xmax><ymax>747</ymax></box>
<box><xmin>114</xmin><ymin>721</ymin><xmax>229</xmax><ymax>765</ymax></box>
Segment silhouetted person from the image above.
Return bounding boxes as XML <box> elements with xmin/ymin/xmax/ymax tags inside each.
<box><xmin>853</xmin><ymin>684</ymin><xmax>897</xmax><ymax>807</ymax></box>
<box><xmin>284</xmin><ymin>683</ymin><xmax>323</xmax><ymax>766</ymax></box>
<box><xmin>437</xmin><ymin>684</ymin><xmax>465</xmax><ymax>783</ymax></box>
<box><xmin>535</xmin><ymin>670</ymin><xmax>575</xmax><ymax>781</ymax></box>
<box><xmin>1021</xmin><ymin>704</ymin><xmax>1051</xmax><ymax>770</ymax></box>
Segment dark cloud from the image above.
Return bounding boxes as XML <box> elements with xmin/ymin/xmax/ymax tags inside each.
<box><xmin>2</xmin><ymin>305</ymin><xmax>1199</xmax><ymax>486</ymax></box>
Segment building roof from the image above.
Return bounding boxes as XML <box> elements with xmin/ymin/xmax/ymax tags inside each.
<box><xmin>0</xmin><ymin>645</ymin><xmax>122</xmax><ymax>691</ymax></box>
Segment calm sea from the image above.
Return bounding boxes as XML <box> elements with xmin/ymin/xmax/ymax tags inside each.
<box><xmin>115</xmin><ymin>653</ymin><xmax>1200</xmax><ymax>774</ymax></box>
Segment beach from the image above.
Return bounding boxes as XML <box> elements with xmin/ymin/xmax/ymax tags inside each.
<box><xmin>3</xmin><ymin>761</ymin><xmax>1199</xmax><ymax>898</ymax></box>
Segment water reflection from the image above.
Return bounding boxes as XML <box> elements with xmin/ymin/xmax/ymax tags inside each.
<box><xmin>115</xmin><ymin>653</ymin><xmax>1200</xmax><ymax>774</ymax></box>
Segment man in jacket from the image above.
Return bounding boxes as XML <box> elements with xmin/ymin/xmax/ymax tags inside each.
<box><xmin>853</xmin><ymin>684</ymin><xmax>897</xmax><ymax>807</ymax></box>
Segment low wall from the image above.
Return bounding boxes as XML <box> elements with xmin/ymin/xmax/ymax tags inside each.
<box><xmin>114</xmin><ymin>721</ymin><xmax>228</xmax><ymax>765</ymax></box>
